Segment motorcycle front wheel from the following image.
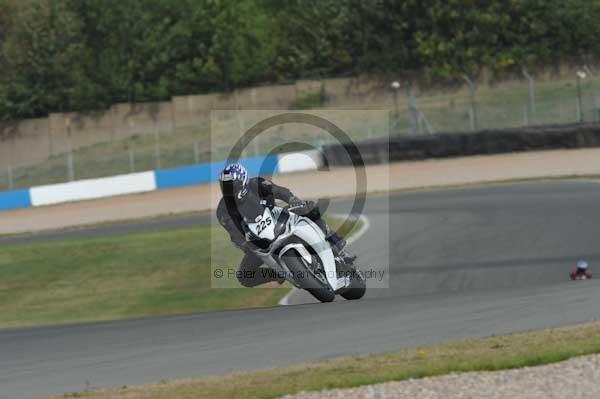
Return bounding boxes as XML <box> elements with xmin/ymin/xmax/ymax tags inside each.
<box><xmin>283</xmin><ymin>250</ymin><xmax>335</xmax><ymax>303</ymax></box>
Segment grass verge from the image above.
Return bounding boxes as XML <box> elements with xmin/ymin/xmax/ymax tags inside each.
<box><xmin>0</xmin><ymin>215</ymin><xmax>357</xmax><ymax>328</ymax></box>
<box><xmin>0</xmin><ymin>225</ymin><xmax>279</xmax><ymax>328</ymax></box>
<box><xmin>56</xmin><ymin>321</ymin><xmax>600</xmax><ymax>399</ymax></box>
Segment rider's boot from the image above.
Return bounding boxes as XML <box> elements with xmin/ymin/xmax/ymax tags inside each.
<box><xmin>326</xmin><ymin>231</ymin><xmax>356</xmax><ymax>264</ymax></box>
<box><xmin>314</xmin><ymin>218</ymin><xmax>357</xmax><ymax>264</ymax></box>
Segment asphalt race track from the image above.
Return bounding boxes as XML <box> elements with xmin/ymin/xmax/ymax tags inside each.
<box><xmin>2</xmin><ymin>181</ymin><xmax>600</xmax><ymax>399</ymax></box>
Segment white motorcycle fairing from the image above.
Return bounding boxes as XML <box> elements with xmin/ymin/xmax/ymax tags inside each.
<box><xmin>245</xmin><ymin>206</ymin><xmax>343</xmax><ymax>291</ymax></box>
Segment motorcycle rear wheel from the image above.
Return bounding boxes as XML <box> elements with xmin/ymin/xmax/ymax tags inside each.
<box><xmin>340</xmin><ymin>269</ymin><xmax>366</xmax><ymax>300</ymax></box>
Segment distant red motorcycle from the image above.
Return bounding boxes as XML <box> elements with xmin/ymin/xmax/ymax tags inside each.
<box><xmin>570</xmin><ymin>261</ymin><xmax>592</xmax><ymax>280</ymax></box>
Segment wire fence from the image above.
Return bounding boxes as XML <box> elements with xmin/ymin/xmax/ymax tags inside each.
<box><xmin>388</xmin><ymin>69</ymin><xmax>599</xmax><ymax>135</ymax></box>
<box><xmin>1</xmin><ymin>70</ymin><xmax>599</xmax><ymax>192</ymax></box>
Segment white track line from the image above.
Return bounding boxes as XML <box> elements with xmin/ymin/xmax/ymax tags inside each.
<box><xmin>344</xmin><ymin>214</ymin><xmax>371</xmax><ymax>245</ymax></box>
<box><xmin>278</xmin><ymin>214</ymin><xmax>371</xmax><ymax>306</ymax></box>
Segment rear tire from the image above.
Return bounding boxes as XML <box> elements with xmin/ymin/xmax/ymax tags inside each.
<box><xmin>283</xmin><ymin>251</ymin><xmax>335</xmax><ymax>303</ymax></box>
<box><xmin>340</xmin><ymin>270</ymin><xmax>366</xmax><ymax>300</ymax></box>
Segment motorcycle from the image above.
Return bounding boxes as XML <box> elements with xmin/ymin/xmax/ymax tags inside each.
<box><xmin>242</xmin><ymin>203</ymin><xmax>366</xmax><ymax>303</ymax></box>
<box><xmin>570</xmin><ymin>268</ymin><xmax>592</xmax><ymax>280</ymax></box>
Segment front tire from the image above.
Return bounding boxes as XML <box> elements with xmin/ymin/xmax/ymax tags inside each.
<box><xmin>283</xmin><ymin>251</ymin><xmax>335</xmax><ymax>303</ymax></box>
<box><xmin>340</xmin><ymin>270</ymin><xmax>366</xmax><ymax>300</ymax></box>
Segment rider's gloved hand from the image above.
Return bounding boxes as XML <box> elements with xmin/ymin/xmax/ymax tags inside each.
<box><xmin>289</xmin><ymin>196</ymin><xmax>306</xmax><ymax>209</ymax></box>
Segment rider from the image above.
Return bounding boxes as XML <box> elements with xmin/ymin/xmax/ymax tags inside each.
<box><xmin>216</xmin><ymin>162</ymin><xmax>355</xmax><ymax>287</ymax></box>
<box><xmin>574</xmin><ymin>260</ymin><xmax>590</xmax><ymax>277</ymax></box>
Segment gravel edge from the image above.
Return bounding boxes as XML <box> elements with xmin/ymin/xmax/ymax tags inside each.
<box><xmin>282</xmin><ymin>354</ymin><xmax>600</xmax><ymax>399</ymax></box>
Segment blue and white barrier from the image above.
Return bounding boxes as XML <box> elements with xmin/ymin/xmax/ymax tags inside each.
<box><xmin>154</xmin><ymin>155</ymin><xmax>280</xmax><ymax>190</ymax></box>
<box><xmin>276</xmin><ymin>150</ymin><xmax>323</xmax><ymax>174</ymax></box>
<box><xmin>0</xmin><ymin>189</ymin><xmax>32</xmax><ymax>211</ymax></box>
<box><xmin>0</xmin><ymin>151</ymin><xmax>322</xmax><ymax>212</ymax></box>
<box><xmin>30</xmin><ymin>171</ymin><xmax>157</xmax><ymax>207</ymax></box>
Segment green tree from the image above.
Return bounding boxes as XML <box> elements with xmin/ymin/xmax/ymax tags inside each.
<box><xmin>2</xmin><ymin>0</ymin><xmax>600</xmax><ymax>120</ymax></box>
<box><xmin>209</xmin><ymin>1</ymin><xmax>254</xmax><ymax>89</ymax></box>
<box><xmin>1</xmin><ymin>0</ymin><xmax>89</xmax><ymax>119</ymax></box>
<box><xmin>264</xmin><ymin>0</ymin><xmax>353</xmax><ymax>79</ymax></box>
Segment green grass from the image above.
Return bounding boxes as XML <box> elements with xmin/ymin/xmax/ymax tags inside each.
<box><xmin>0</xmin><ymin>225</ymin><xmax>286</xmax><ymax>328</ymax></box>
<box><xmin>54</xmin><ymin>321</ymin><xmax>600</xmax><ymax>399</ymax></box>
<box><xmin>0</xmin><ymin>215</ymin><xmax>358</xmax><ymax>328</ymax></box>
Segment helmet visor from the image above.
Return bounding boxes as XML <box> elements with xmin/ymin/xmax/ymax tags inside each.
<box><xmin>220</xmin><ymin>179</ymin><xmax>245</xmax><ymax>198</ymax></box>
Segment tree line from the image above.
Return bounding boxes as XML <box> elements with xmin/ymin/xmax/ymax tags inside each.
<box><xmin>0</xmin><ymin>0</ymin><xmax>599</xmax><ymax>120</ymax></box>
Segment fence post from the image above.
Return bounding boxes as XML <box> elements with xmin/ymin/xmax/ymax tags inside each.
<box><xmin>253</xmin><ymin>133</ymin><xmax>260</xmax><ymax>157</ymax></box>
<box><xmin>129</xmin><ymin>148</ymin><xmax>135</xmax><ymax>173</ymax></box>
<box><xmin>405</xmin><ymin>83</ymin><xmax>419</xmax><ymax>134</ymax></box>
<box><xmin>390</xmin><ymin>81</ymin><xmax>401</xmax><ymax>133</ymax></box>
<box><xmin>67</xmin><ymin>142</ymin><xmax>74</xmax><ymax>182</ymax></box>
<box><xmin>584</xmin><ymin>65</ymin><xmax>598</xmax><ymax>122</ymax></box>
<box><xmin>153</xmin><ymin>120</ymin><xmax>161</xmax><ymax>170</ymax></box>
<box><xmin>468</xmin><ymin>108</ymin><xmax>475</xmax><ymax>131</ymax></box>
<box><xmin>194</xmin><ymin>141</ymin><xmax>200</xmax><ymax>163</ymax></box>
<box><xmin>237</xmin><ymin>111</ymin><xmax>248</xmax><ymax>156</ymax></box>
<box><xmin>7</xmin><ymin>165</ymin><xmax>13</xmax><ymax>190</ymax></box>
<box><xmin>576</xmin><ymin>70</ymin><xmax>587</xmax><ymax>123</ymax></box>
<box><xmin>522</xmin><ymin>68</ymin><xmax>537</xmax><ymax>125</ymax></box>
<box><xmin>418</xmin><ymin>112</ymin><xmax>435</xmax><ymax>135</ymax></box>
<box><xmin>65</xmin><ymin>116</ymin><xmax>74</xmax><ymax>182</ymax></box>
<box><xmin>523</xmin><ymin>104</ymin><xmax>529</xmax><ymax>126</ymax></box>
<box><xmin>463</xmin><ymin>75</ymin><xmax>477</xmax><ymax>131</ymax></box>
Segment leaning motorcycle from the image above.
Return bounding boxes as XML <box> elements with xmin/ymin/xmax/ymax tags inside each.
<box><xmin>242</xmin><ymin>203</ymin><xmax>366</xmax><ymax>303</ymax></box>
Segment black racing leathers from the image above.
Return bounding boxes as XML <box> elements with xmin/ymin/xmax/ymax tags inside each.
<box><xmin>216</xmin><ymin>177</ymin><xmax>326</xmax><ymax>287</ymax></box>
